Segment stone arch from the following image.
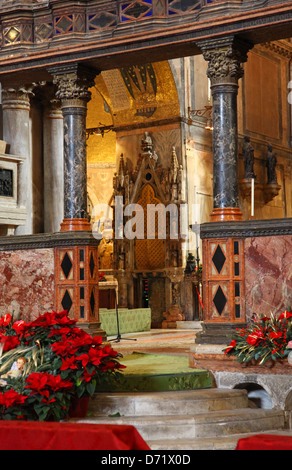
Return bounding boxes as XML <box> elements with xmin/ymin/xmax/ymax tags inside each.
<box><xmin>284</xmin><ymin>389</ymin><xmax>292</xmax><ymax>411</ymax></box>
<box><xmin>234</xmin><ymin>382</ymin><xmax>273</xmax><ymax>409</ymax></box>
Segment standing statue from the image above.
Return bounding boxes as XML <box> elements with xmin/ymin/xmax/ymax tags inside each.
<box><xmin>266</xmin><ymin>144</ymin><xmax>277</xmax><ymax>184</ymax></box>
<box><xmin>243</xmin><ymin>136</ymin><xmax>256</xmax><ymax>179</ymax></box>
<box><xmin>184</xmin><ymin>253</ymin><xmax>196</xmax><ymax>274</ymax></box>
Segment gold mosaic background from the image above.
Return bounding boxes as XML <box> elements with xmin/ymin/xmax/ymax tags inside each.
<box><xmin>86</xmin><ymin>61</ymin><xmax>180</xmax><ymax>164</ymax></box>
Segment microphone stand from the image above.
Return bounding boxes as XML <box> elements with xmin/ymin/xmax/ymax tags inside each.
<box><xmin>109</xmin><ymin>289</ymin><xmax>137</xmax><ymax>343</ymax></box>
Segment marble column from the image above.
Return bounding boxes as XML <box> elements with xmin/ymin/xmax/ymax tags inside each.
<box><xmin>49</xmin><ymin>64</ymin><xmax>96</xmax><ymax>231</ymax></box>
<box><xmin>194</xmin><ymin>38</ymin><xmax>253</xmax><ymax>344</ymax></box>
<box><xmin>43</xmin><ymin>99</ymin><xmax>64</xmax><ymax>233</ymax></box>
<box><xmin>199</xmin><ymin>37</ymin><xmax>252</xmax><ymax>222</ymax></box>
<box><xmin>48</xmin><ymin>64</ymin><xmax>104</xmax><ymax>336</ymax></box>
<box><xmin>2</xmin><ymin>86</ymin><xmax>34</xmax><ymax>234</ymax></box>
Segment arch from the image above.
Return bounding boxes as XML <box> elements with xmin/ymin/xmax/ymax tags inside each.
<box><xmin>284</xmin><ymin>389</ymin><xmax>292</xmax><ymax>411</ymax></box>
<box><xmin>234</xmin><ymin>383</ymin><xmax>273</xmax><ymax>409</ymax></box>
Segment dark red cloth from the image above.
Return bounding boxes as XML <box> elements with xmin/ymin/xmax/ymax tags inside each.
<box><xmin>236</xmin><ymin>434</ymin><xmax>292</xmax><ymax>450</ymax></box>
<box><xmin>0</xmin><ymin>421</ymin><xmax>150</xmax><ymax>450</ymax></box>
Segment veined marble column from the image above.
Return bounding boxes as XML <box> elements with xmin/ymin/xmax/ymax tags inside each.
<box><xmin>199</xmin><ymin>37</ymin><xmax>252</xmax><ymax>222</ymax></box>
<box><xmin>48</xmin><ymin>65</ymin><xmax>104</xmax><ymax>336</ymax></box>
<box><xmin>2</xmin><ymin>86</ymin><xmax>34</xmax><ymax>234</ymax></box>
<box><xmin>194</xmin><ymin>38</ymin><xmax>253</xmax><ymax>345</ymax></box>
<box><xmin>43</xmin><ymin>99</ymin><xmax>64</xmax><ymax>233</ymax></box>
<box><xmin>49</xmin><ymin>64</ymin><xmax>96</xmax><ymax>231</ymax></box>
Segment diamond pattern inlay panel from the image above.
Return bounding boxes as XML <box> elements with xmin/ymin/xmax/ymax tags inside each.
<box><xmin>213</xmin><ymin>285</ymin><xmax>227</xmax><ymax>316</ymax></box>
<box><xmin>55</xmin><ymin>245</ymin><xmax>99</xmax><ymax>323</ymax></box>
<box><xmin>212</xmin><ymin>244</ymin><xmax>226</xmax><ymax>274</ymax></box>
<box><xmin>61</xmin><ymin>252</ymin><xmax>73</xmax><ymax>279</ymax></box>
<box><xmin>61</xmin><ymin>289</ymin><xmax>73</xmax><ymax>313</ymax></box>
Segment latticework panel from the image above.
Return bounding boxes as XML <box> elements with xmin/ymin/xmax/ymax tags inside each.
<box><xmin>135</xmin><ymin>184</ymin><xmax>165</xmax><ymax>270</ymax></box>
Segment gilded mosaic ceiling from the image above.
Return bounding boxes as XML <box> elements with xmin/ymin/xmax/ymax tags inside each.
<box><xmin>90</xmin><ymin>60</ymin><xmax>179</xmax><ymax>126</ymax></box>
<box><xmin>86</xmin><ymin>60</ymin><xmax>180</xmax><ymax>163</ymax></box>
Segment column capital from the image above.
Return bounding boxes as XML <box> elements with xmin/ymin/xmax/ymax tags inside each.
<box><xmin>1</xmin><ymin>85</ymin><xmax>35</xmax><ymax>110</ymax></box>
<box><xmin>197</xmin><ymin>37</ymin><xmax>253</xmax><ymax>83</ymax></box>
<box><xmin>48</xmin><ymin>64</ymin><xmax>97</xmax><ymax>105</ymax></box>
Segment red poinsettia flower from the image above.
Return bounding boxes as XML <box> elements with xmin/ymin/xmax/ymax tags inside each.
<box><xmin>0</xmin><ymin>335</ymin><xmax>20</xmax><ymax>352</ymax></box>
<box><xmin>60</xmin><ymin>356</ymin><xmax>78</xmax><ymax>371</ymax></box>
<box><xmin>25</xmin><ymin>372</ymin><xmax>50</xmax><ymax>397</ymax></box>
<box><xmin>41</xmin><ymin>397</ymin><xmax>56</xmax><ymax>404</ymax></box>
<box><xmin>55</xmin><ymin>311</ymin><xmax>76</xmax><ymax>326</ymax></box>
<box><xmin>46</xmin><ymin>374</ymin><xmax>73</xmax><ymax>391</ymax></box>
<box><xmin>101</xmin><ymin>345</ymin><xmax>120</xmax><ymax>357</ymax></box>
<box><xmin>92</xmin><ymin>336</ymin><xmax>103</xmax><ymax>346</ymax></box>
<box><xmin>48</xmin><ymin>326</ymin><xmax>72</xmax><ymax>338</ymax></box>
<box><xmin>82</xmin><ymin>369</ymin><xmax>96</xmax><ymax>382</ymax></box>
<box><xmin>99</xmin><ymin>360</ymin><xmax>124</xmax><ymax>371</ymax></box>
<box><xmin>76</xmin><ymin>353</ymin><xmax>90</xmax><ymax>368</ymax></box>
<box><xmin>88</xmin><ymin>347</ymin><xmax>105</xmax><ymax>366</ymax></box>
<box><xmin>0</xmin><ymin>389</ymin><xmax>27</xmax><ymax>408</ymax></box>
<box><xmin>224</xmin><ymin>339</ymin><xmax>236</xmax><ymax>354</ymax></box>
<box><xmin>50</xmin><ymin>340</ymin><xmax>73</xmax><ymax>356</ymax></box>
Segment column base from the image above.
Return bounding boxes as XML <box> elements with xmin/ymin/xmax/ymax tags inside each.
<box><xmin>210</xmin><ymin>207</ymin><xmax>242</xmax><ymax>222</ymax></box>
<box><xmin>60</xmin><ymin>218</ymin><xmax>92</xmax><ymax>232</ymax></box>
<box><xmin>77</xmin><ymin>321</ymin><xmax>107</xmax><ymax>342</ymax></box>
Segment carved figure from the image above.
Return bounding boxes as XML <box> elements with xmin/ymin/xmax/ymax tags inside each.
<box><xmin>184</xmin><ymin>253</ymin><xmax>196</xmax><ymax>274</ymax></box>
<box><xmin>266</xmin><ymin>144</ymin><xmax>277</xmax><ymax>184</ymax></box>
<box><xmin>98</xmin><ymin>238</ymin><xmax>113</xmax><ymax>270</ymax></box>
<box><xmin>243</xmin><ymin>136</ymin><xmax>256</xmax><ymax>179</ymax></box>
<box><xmin>141</xmin><ymin>131</ymin><xmax>152</xmax><ymax>152</ymax></box>
<box><xmin>0</xmin><ymin>357</ymin><xmax>26</xmax><ymax>386</ymax></box>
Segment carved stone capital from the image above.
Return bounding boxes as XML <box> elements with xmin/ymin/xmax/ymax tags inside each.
<box><xmin>1</xmin><ymin>85</ymin><xmax>34</xmax><ymax>110</ymax></box>
<box><xmin>198</xmin><ymin>37</ymin><xmax>253</xmax><ymax>83</ymax></box>
<box><xmin>49</xmin><ymin>64</ymin><xmax>96</xmax><ymax>105</ymax></box>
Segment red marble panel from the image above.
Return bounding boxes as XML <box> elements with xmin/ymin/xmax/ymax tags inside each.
<box><xmin>244</xmin><ymin>235</ymin><xmax>292</xmax><ymax>320</ymax></box>
<box><xmin>0</xmin><ymin>249</ymin><xmax>55</xmax><ymax>321</ymax></box>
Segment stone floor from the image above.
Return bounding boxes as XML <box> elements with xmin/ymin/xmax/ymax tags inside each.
<box><xmin>107</xmin><ymin>327</ymin><xmax>200</xmax><ymax>357</ymax></box>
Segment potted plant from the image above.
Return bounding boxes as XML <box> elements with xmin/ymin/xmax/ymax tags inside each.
<box><xmin>0</xmin><ymin>310</ymin><xmax>125</xmax><ymax>420</ymax></box>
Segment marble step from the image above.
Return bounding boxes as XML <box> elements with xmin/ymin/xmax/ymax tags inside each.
<box><xmin>88</xmin><ymin>388</ymin><xmax>249</xmax><ymax>417</ymax></box>
<box><xmin>75</xmin><ymin>408</ymin><xmax>285</xmax><ymax>441</ymax></box>
<box><xmin>147</xmin><ymin>434</ymin><xmax>258</xmax><ymax>450</ymax></box>
<box><xmin>148</xmin><ymin>430</ymin><xmax>292</xmax><ymax>450</ymax></box>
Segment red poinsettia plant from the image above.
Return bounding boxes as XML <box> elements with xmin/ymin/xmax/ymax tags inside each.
<box><xmin>0</xmin><ymin>310</ymin><xmax>125</xmax><ymax>421</ymax></box>
<box><xmin>223</xmin><ymin>309</ymin><xmax>292</xmax><ymax>365</ymax></box>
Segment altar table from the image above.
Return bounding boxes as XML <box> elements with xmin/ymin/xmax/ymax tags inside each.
<box><xmin>236</xmin><ymin>434</ymin><xmax>292</xmax><ymax>450</ymax></box>
<box><xmin>0</xmin><ymin>421</ymin><xmax>150</xmax><ymax>450</ymax></box>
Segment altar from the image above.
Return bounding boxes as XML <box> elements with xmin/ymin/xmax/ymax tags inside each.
<box><xmin>99</xmin><ymin>278</ymin><xmax>118</xmax><ymax>310</ymax></box>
